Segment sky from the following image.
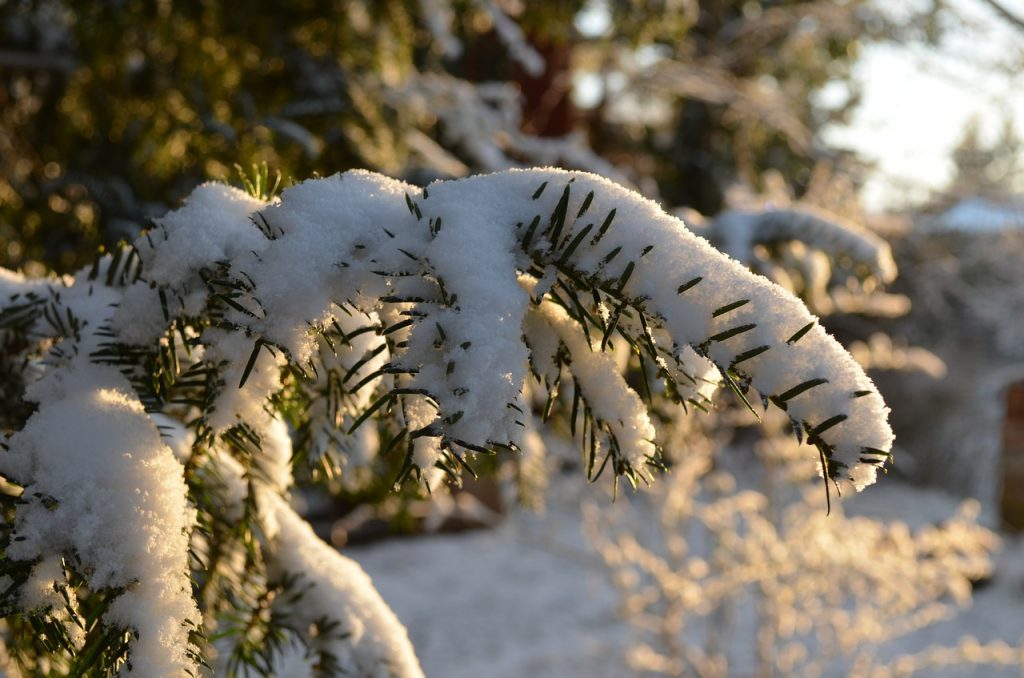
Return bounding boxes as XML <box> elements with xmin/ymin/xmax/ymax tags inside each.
<box><xmin>821</xmin><ymin>0</ymin><xmax>1024</xmax><ymax>210</ymax></box>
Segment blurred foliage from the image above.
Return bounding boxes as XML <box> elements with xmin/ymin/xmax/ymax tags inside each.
<box><xmin>0</xmin><ymin>0</ymin><xmax>950</xmax><ymax>272</ymax></box>
<box><xmin>947</xmin><ymin>114</ymin><xmax>1023</xmax><ymax>200</ymax></box>
<box><xmin>581</xmin><ymin>1</ymin><xmax>912</xmax><ymax>212</ymax></box>
<box><xmin>1</xmin><ymin>0</ymin><xmax>431</xmax><ymax>272</ymax></box>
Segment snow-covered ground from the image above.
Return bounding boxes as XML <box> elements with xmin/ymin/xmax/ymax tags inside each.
<box><xmin>349</xmin><ymin>489</ymin><xmax>630</xmax><ymax>677</ymax></box>
<box><xmin>351</xmin><ymin>480</ymin><xmax>1024</xmax><ymax>677</ymax></box>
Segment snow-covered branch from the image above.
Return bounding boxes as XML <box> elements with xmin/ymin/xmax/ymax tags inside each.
<box><xmin>696</xmin><ymin>203</ymin><xmax>904</xmax><ymax>317</ymax></box>
<box><xmin>0</xmin><ymin>168</ymin><xmax>893</xmax><ymax>673</ymax></box>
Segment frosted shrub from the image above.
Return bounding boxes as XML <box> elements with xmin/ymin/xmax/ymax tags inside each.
<box><xmin>588</xmin><ymin>415</ymin><xmax>1012</xmax><ymax>678</ymax></box>
<box><xmin>0</xmin><ymin>169</ymin><xmax>892</xmax><ymax>675</ymax></box>
<box><xmin>898</xmin><ymin>229</ymin><xmax>1024</xmax><ymax>359</ymax></box>
<box><xmin>585</xmin><ymin>193</ymin><xmax>1010</xmax><ymax>677</ymax></box>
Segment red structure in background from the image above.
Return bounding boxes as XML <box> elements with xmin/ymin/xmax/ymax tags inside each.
<box><xmin>1001</xmin><ymin>382</ymin><xmax>1024</xmax><ymax>530</ymax></box>
<box><xmin>515</xmin><ymin>37</ymin><xmax>575</xmax><ymax>138</ymax></box>
<box><xmin>462</xmin><ymin>26</ymin><xmax>575</xmax><ymax>140</ymax></box>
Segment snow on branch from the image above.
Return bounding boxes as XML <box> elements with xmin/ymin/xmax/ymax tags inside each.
<box><xmin>709</xmin><ymin>205</ymin><xmax>896</xmax><ymax>284</ymax></box>
<box><xmin>398</xmin><ymin>75</ymin><xmax>631</xmax><ymax>185</ymax></box>
<box><xmin>0</xmin><ymin>266</ymin><xmax>201</xmax><ymax>675</ymax></box>
<box><xmin>0</xmin><ymin>167</ymin><xmax>893</xmax><ymax>673</ymax></box>
<box><xmin>697</xmin><ymin>203</ymin><xmax>905</xmax><ymax>317</ymax></box>
<box><xmin>413</xmin><ymin>0</ymin><xmax>543</xmax><ymax>73</ymax></box>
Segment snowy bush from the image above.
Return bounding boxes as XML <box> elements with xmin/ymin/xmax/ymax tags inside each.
<box><xmin>0</xmin><ymin>168</ymin><xmax>892</xmax><ymax>675</ymax></box>
<box><xmin>588</xmin><ymin>416</ymin><xmax>1013</xmax><ymax>678</ymax></box>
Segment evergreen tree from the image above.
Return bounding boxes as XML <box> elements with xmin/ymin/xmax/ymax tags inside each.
<box><xmin>0</xmin><ymin>168</ymin><xmax>893</xmax><ymax>675</ymax></box>
<box><xmin>947</xmin><ymin>115</ymin><xmax>1022</xmax><ymax>200</ymax></box>
<box><xmin>3</xmin><ymin>2</ymin><xmax>983</xmax><ymax>675</ymax></box>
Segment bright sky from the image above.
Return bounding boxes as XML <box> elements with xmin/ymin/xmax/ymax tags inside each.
<box><xmin>822</xmin><ymin>0</ymin><xmax>1024</xmax><ymax>210</ymax></box>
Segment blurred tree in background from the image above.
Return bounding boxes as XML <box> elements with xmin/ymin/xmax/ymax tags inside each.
<box><xmin>1</xmin><ymin>0</ymin><xmax>429</xmax><ymax>271</ymax></box>
<box><xmin>577</xmin><ymin>1</ymin><xmax>877</xmax><ymax>211</ymax></box>
<box><xmin>946</xmin><ymin>115</ymin><xmax>1022</xmax><ymax>200</ymax></box>
<box><xmin>1</xmin><ymin>0</ymin><xmax>951</xmax><ymax>273</ymax></box>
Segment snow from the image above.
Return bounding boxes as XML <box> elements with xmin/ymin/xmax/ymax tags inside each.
<box><xmin>711</xmin><ymin>206</ymin><xmax>897</xmax><ymax>285</ymax></box>
<box><xmin>397</xmin><ymin>75</ymin><xmax>630</xmax><ymax>185</ymax></box>
<box><xmin>0</xmin><ymin>267</ymin><xmax>59</xmax><ymax>300</ymax></box>
<box><xmin>191</xmin><ymin>167</ymin><xmax>891</xmax><ymax>484</ymax></box>
<box><xmin>491</xmin><ymin>168</ymin><xmax>892</xmax><ymax>483</ymax></box>
<box><xmin>134</xmin><ymin>167</ymin><xmax>888</xmax><ymax>489</ymax></box>
<box><xmin>419</xmin><ymin>0</ymin><xmax>461</xmax><ymax>58</ymax></box>
<box><xmin>204</xmin><ymin>328</ymin><xmax>286</xmax><ymax>435</ymax></box>
<box><xmin>2</xmin><ymin>363</ymin><xmax>200</xmax><ymax>676</ymax></box>
<box><xmin>266</xmin><ymin>496</ymin><xmax>424</xmax><ymax>678</ymax></box>
<box><xmin>0</xmin><ymin>167</ymin><xmax>899</xmax><ymax>672</ymax></box>
<box><xmin>412</xmin><ymin>175</ymin><xmax>533</xmax><ymax>448</ymax></box>
<box><xmin>19</xmin><ymin>556</ymin><xmax>87</xmax><ymax>650</ymax></box>
<box><xmin>303</xmin><ymin>311</ymin><xmax>390</xmax><ymax>487</ymax></box>
<box><xmin>407</xmin><ymin>1</ymin><xmax>546</xmax><ymax>77</ymax></box>
<box><xmin>931</xmin><ymin>197</ymin><xmax>1024</xmax><ymax>233</ymax></box>
<box><xmin>190</xmin><ymin>442</ymin><xmax>424</xmax><ymax>676</ymax></box>
<box><xmin>350</xmin><ymin>478</ymin><xmax>1024</xmax><ymax>678</ymax></box>
<box><xmin>241</xmin><ymin>172</ymin><xmax>423</xmax><ymax>359</ymax></box>
<box><xmin>114</xmin><ymin>183</ymin><xmax>267</xmax><ymax>346</ymax></box>
<box><xmin>536</xmin><ymin>300</ymin><xmax>656</xmax><ymax>469</ymax></box>
<box><xmin>349</xmin><ymin>494</ymin><xmax>630</xmax><ymax>678</ymax></box>
<box><xmin>690</xmin><ymin>204</ymin><xmax>903</xmax><ymax>318</ymax></box>
<box><xmin>134</xmin><ymin>183</ymin><xmax>267</xmax><ymax>286</ymax></box>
